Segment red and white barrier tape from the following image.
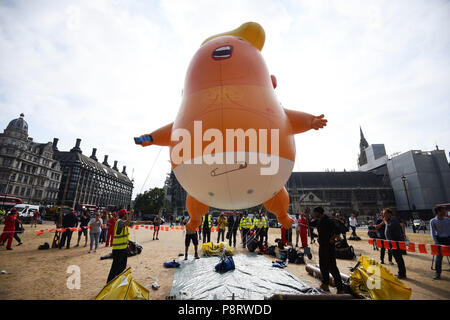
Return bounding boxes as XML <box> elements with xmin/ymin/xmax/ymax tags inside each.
<box><xmin>368</xmin><ymin>238</ymin><xmax>450</xmax><ymax>256</ymax></box>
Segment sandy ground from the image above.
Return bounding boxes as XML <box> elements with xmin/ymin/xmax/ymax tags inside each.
<box><xmin>0</xmin><ymin>221</ymin><xmax>448</xmax><ymax>300</ymax></box>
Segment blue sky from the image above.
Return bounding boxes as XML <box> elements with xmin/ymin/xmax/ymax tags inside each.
<box><xmin>1</xmin><ymin>0</ymin><xmax>449</xmax><ymax>199</ymax></box>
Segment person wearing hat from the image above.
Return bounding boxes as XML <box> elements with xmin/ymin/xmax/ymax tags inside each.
<box><xmin>107</xmin><ymin>209</ymin><xmax>133</xmax><ymax>283</ymax></box>
<box><xmin>0</xmin><ymin>208</ymin><xmax>19</xmax><ymax>250</ymax></box>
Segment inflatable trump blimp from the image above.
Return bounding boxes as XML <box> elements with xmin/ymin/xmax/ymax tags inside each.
<box><xmin>135</xmin><ymin>22</ymin><xmax>327</xmax><ymax>231</ymax></box>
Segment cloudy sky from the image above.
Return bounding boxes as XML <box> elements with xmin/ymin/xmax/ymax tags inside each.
<box><xmin>1</xmin><ymin>0</ymin><xmax>449</xmax><ymax>199</ymax></box>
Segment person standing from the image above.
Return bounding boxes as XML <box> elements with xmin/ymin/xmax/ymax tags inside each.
<box><xmin>239</xmin><ymin>211</ymin><xmax>252</xmax><ymax>248</ymax></box>
<box><xmin>107</xmin><ymin>209</ymin><xmax>133</xmax><ymax>283</ymax></box>
<box><xmin>106</xmin><ymin>212</ymin><xmax>117</xmax><ymax>247</ymax></box>
<box><xmin>380</xmin><ymin>208</ymin><xmax>407</xmax><ymax>279</ymax></box>
<box><xmin>31</xmin><ymin>210</ymin><xmax>39</xmax><ymax>228</ymax></box>
<box><xmin>74</xmin><ymin>210</ymin><xmax>89</xmax><ymax>248</ymax></box>
<box><xmin>307</xmin><ymin>213</ymin><xmax>317</xmax><ymax>244</ymax></box>
<box><xmin>419</xmin><ymin>220</ymin><xmax>426</xmax><ymax>234</ymax></box>
<box><xmin>153</xmin><ymin>213</ymin><xmax>162</xmax><ymax>240</ymax></box>
<box><xmin>216</xmin><ymin>213</ymin><xmax>227</xmax><ymax>243</ymax></box>
<box><xmin>88</xmin><ymin>212</ymin><xmax>103</xmax><ymax>253</ymax></box>
<box><xmin>299</xmin><ymin>212</ymin><xmax>309</xmax><ymax>248</ymax></box>
<box><xmin>375</xmin><ymin>212</ymin><xmax>393</xmax><ymax>265</ymax></box>
<box><xmin>313</xmin><ymin>206</ymin><xmax>344</xmax><ymax>294</ymax></box>
<box><xmin>0</xmin><ymin>208</ymin><xmax>19</xmax><ymax>250</ymax></box>
<box><xmin>261</xmin><ymin>212</ymin><xmax>269</xmax><ymax>246</ymax></box>
<box><xmin>349</xmin><ymin>213</ymin><xmax>358</xmax><ymax>238</ymax></box>
<box><xmin>368</xmin><ymin>220</ymin><xmax>378</xmax><ymax>250</ymax></box>
<box><xmin>183</xmin><ymin>217</ymin><xmax>200</xmax><ymax>260</ymax></box>
<box><xmin>201</xmin><ymin>212</ymin><xmax>212</xmax><ymax>243</ymax></box>
<box><xmin>252</xmin><ymin>212</ymin><xmax>265</xmax><ymax>245</ymax></box>
<box><xmin>430</xmin><ymin>205</ymin><xmax>450</xmax><ymax>280</ymax></box>
<box><xmin>59</xmin><ymin>210</ymin><xmax>78</xmax><ymax>249</ymax></box>
<box><xmin>99</xmin><ymin>211</ymin><xmax>108</xmax><ymax>244</ymax></box>
<box><xmin>294</xmin><ymin>213</ymin><xmax>300</xmax><ymax>247</ymax></box>
<box><xmin>227</xmin><ymin>211</ymin><xmax>240</xmax><ymax>248</ymax></box>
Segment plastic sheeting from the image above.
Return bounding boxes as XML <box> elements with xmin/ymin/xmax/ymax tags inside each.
<box><xmin>170</xmin><ymin>254</ymin><xmax>319</xmax><ymax>300</ymax></box>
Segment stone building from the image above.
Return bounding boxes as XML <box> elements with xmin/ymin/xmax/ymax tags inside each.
<box><xmin>53</xmin><ymin>138</ymin><xmax>133</xmax><ymax>210</ymax></box>
<box><xmin>286</xmin><ymin>171</ymin><xmax>396</xmax><ymax>217</ymax></box>
<box><xmin>0</xmin><ymin>114</ymin><xmax>62</xmax><ymax>206</ymax></box>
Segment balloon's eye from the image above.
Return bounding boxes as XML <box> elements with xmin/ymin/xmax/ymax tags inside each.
<box><xmin>212</xmin><ymin>45</ymin><xmax>233</xmax><ymax>60</ymax></box>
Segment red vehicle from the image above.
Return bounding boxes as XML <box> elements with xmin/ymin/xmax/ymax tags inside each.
<box><xmin>0</xmin><ymin>196</ymin><xmax>23</xmax><ymax>210</ymax></box>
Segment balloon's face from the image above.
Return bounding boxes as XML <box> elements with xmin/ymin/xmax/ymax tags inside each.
<box><xmin>170</xmin><ymin>35</ymin><xmax>295</xmax><ymax>210</ymax></box>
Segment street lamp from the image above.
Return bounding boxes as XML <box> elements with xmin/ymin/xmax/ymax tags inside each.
<box><xmin>401</xmin><ymin>175</ymin><xmax>412</xmax><ymax>213</ymax></box>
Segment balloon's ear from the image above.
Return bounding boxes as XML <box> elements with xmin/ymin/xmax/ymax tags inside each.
<box><xmin>201</xmin><ymin>22</ymin><xmax>265</xmax><ymax>51</ymax></box>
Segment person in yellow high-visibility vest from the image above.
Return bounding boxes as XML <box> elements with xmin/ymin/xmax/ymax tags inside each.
<box><xmin>107</xmin><ymin>209</ymin><xmax>133</xmax><ymax>283</ymax></box>
<box><xmin>252</xmin><ymin>212</ymin><xmax>265</xmax><ymax>246</ymax></box>
<box><xmin>239</xmin><ymin>211</ymin><xmax>253</xmax><ymax>248</ymax></box>
<box><xmin>201</xmin><ymin>212</ymin><xmax>212</xmax><ymax>243</ymax></box>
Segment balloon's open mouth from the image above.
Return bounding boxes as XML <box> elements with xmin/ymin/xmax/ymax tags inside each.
<box><xmin>212</xmin><ymin>45</ymin><xmax>233</xmax><ymax>60</ymax></box>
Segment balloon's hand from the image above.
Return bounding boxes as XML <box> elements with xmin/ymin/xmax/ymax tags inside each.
<box><xmin>134</xmin><ymin>135</ymin><xmax>153</xmax><ymax>147</ymax></box>
<box><xmin>312</xmin><ymin>114</ymin><xmax>327</xmax><ymax>130</ymax></box>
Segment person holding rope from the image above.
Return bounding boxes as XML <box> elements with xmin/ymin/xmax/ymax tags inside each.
<box><xmin>313</xmin><ymin>206</ymin><xmax>345</xmax><ymax>294</ymax></box>
<box><xmin>298</xmin><ymin>212</ymin><xmax>309</xmax><ymax>249</ymax></box>
<box><xmin>107</xmin><ymin>209</ymin><xmax>133</xmax><ymax>283</ymax></box>
<box><xmin>430</xmin><ymin>205</ymin><xmax>450</xmax><ymax>280</ymax></box>
<box><xmin>183</xmin><ymin>217</ymin><xmax>200</xmax><ymax>260</ymax></box>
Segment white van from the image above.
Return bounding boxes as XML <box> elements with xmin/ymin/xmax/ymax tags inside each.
<box><xmin>11</xmin><ymin>204</ymin><xmax>40</xmax><ymax>218</ymax></box>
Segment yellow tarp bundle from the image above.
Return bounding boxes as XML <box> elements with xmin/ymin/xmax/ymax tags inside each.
<box><xmin>349</xmin><ymin>255</ymin><xmax>412</xmax><ymax>300</ymax></box>
<box><xmin>202</xmin><ymin>242</ymin><xmax>234</xmax><ymax>256</ymax></box>
<box><xmin>94</xmin><ymin>267</ymin><xmax>149</xmax><ymax>300</ymax></box>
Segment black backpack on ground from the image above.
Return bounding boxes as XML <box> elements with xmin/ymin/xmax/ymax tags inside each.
<box><xmin>127</xmin><ymin>241</ymin><xmax>143</xmax><ymax>257</ymax></box>
<box><xmin>268</xmin><ymin>245</ymin><xmax>277</xmax><ymax>257</ymax></box>
<box><xmin>247</xmin><ymin>236</ymin><xmax>258</xmax><ymax>252</ymax></box>
<box><xmin>287</xmin><ymin>248</ymin><xmax>305</xmax><ymax>264</ymax></box>
<box><xmin>335</xmin><ymin>239</ymin><xmax>355</xmax><ymax>259</ymax></box>
<box><xmin>38</xmin><ymin>242</ymin><xmax>50</xmax><ymax>250</ymax></box>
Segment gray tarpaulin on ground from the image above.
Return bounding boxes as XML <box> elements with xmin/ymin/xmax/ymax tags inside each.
<box><xmin>170</xmin><ymin>254</ymin><xmax>319</xmax><ymax>300</ymax></box>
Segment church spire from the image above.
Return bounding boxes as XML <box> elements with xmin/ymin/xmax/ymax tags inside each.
<box><xmin>358</xmin><ymin>126</ymin><xmax>369</xmax><ymax>167</ymax></box>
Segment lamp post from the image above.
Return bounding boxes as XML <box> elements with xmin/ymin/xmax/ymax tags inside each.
<box><xmin>401</xmin><ymin>175</ymin><xmax>413</xmax><ymax>232</ymax></box>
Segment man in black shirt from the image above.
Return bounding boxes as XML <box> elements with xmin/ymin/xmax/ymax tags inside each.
<box><xmin>227</xmin><ymin>211</ymin><xmax>240</xmax><ymax>248</ymax></box>
<box><xmin>379</xmin><ymin>208</ymin><xmax>406</xmax><ymax>279</ymax></box>
<box><xmin>313</xmin><ymin>207</ymin><xmax>344</xmax><ymax>294</ymax></box>
<box><xmin>59</xmin><ymin>211</ymin><xmax>78</xmax><ymax>249</ymax></box>
<box><xmin>375</xmin><ymin>212</ymin><xmax>393</xmax><ymax>265</ymax></box>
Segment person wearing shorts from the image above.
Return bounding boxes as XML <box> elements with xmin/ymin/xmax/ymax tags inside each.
<box><xmin>184</xmin><ymin>218</ymin><xmax>199</xmax><ymax>260</ymax></box>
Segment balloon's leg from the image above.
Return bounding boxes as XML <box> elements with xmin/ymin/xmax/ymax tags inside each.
<box><xmin>264</xmin><ymin>187</ymin><xmax>294</xmax><ymax>228</ymax></box>
<box><xmin>186</xmin><ymin>194</ymin><xmax>210</xmax><ymax>232</ymax></box>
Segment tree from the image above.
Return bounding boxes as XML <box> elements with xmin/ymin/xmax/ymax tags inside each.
<box><xmin>134</xmin><ymin>187</ymin><xmax>166</xmax><ymax>215</ymax></box>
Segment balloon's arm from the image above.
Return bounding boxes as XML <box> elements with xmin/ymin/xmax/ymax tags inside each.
<box><xmin>284</xmin><ymin>108</ymin><xmax>327</xmax><ymax>134</ymax></box>
<box><xmin>134</xmin><ymin>122</ymin><xmax>173</xmax><ymax>147</ymax></box>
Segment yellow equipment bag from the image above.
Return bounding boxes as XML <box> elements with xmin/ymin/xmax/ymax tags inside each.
<box><xmin>349</xmin><ymin>255</ymin><xmax>412</xmax><ymax>300</ymax></box>
<box><xmin>94</xmin><ymin>267</ymin><xmax>149</xmax><ymax>300</ymax></box>
<box><xmin>202</xmin><ymin>242</ymin><xmax>234</xmax><ymax>256</ymax></box>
